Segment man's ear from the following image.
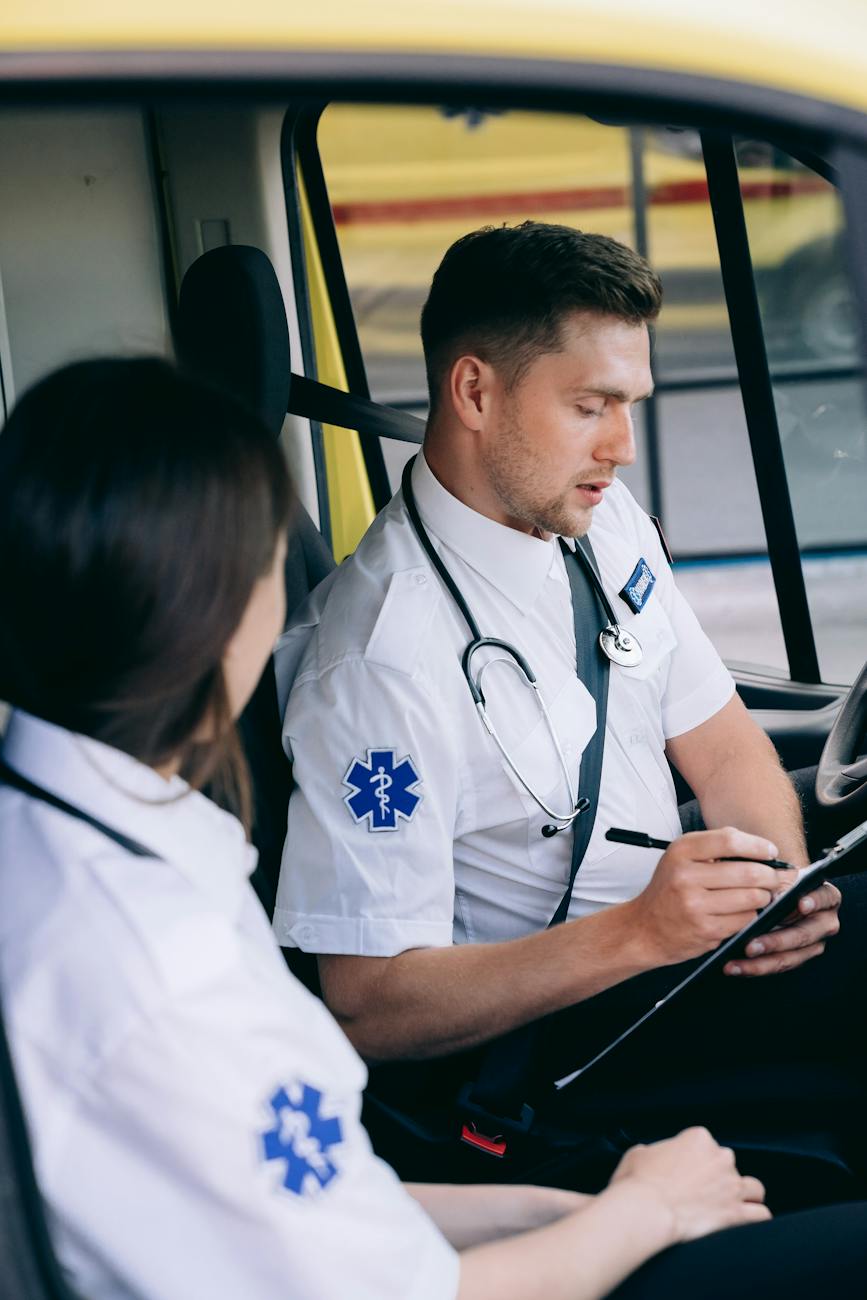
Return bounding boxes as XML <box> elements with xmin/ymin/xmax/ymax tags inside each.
<box><xmin>448</xmin><ymin>354</ymin><xmax>496</xmax><ymax>432</ymax></box>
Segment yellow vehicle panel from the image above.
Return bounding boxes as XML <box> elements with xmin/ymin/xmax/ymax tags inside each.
<box><xmin>324</xmin><ymin>109</ymin><xmax>838</xmax><ymax>263</ymax></box>
<box><xmin>2</xmin><ymin>0</ymin><xmax>867</xmax><ymax>118</ymax></box>
<box><xmin>320</xmin><ymin>106</ymin><xmax>841</xmax><ymax>357</ymax></box>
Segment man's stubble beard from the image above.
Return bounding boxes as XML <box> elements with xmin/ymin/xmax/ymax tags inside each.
<box><xmin>481</xmin><ymin>415</ymin><xmax>593</xmax><ymax>539</ymax></box>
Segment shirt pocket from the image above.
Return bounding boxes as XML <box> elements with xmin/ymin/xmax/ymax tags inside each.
<box><xmin>613</xmin><ymin>596</ymin><xmax>678</xmax><ymax>690</ymax></box>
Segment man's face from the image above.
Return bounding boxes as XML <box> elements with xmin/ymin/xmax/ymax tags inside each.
<box><xmin>479</xmin><ymin>312</ymin><xmax>653</xmax><ymax>538</ymax></box>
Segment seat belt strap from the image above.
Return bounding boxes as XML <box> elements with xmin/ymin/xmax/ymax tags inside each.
<box><xmin>287</xmin><ymin>373</ymin><xmax>424</xmax><ymax>444</ymax></box>
<box><xmin>0</xmin><ymin>760</ymin><xmax>160</xmax><ymax>860</ymax></box>
<box><xmin>460</xmin><ymin>538</ymin><xmax>612</xmax><ymax>1140</ymax></box>
<box><xmin>548</xmin><ymin>538</ymin><xmax>611</xmax><ymax>926</ymax></box>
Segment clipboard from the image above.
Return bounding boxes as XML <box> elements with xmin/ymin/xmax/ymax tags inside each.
<box><xmin>554</xmin><ymin>816</ymin><xmax>867</xmax><ymax>1092</ymax></box>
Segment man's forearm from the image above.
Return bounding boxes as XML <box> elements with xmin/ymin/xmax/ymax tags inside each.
<box><xmin>320</xmin><ymin>819</ymin><xmax>801</xmax><ymax>1060</ymax></box>
<box><xmin>695</xmin><ymin>742</ymin><xmax>808</xmax><ymax>867</ymax></box>
<box><xmin>318</xmin><ymin>901</ymin><xmax>654</xmax><ymax>1061</ymax></box>
<box><xmin>667</xmin><ymin>695</ymin><xmax>809</xmax><ymax>868</ymax></box>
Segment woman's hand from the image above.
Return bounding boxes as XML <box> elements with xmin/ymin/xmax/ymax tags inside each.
<box><xmin>609</xmin><ymin>1126</ymin><xmax>770</xmax><ymax>1243</ymax></box>
<box><xmin>454</xmin><ymin>1128</ymin><xmax>769</xmax><ymax>1300</ymax></box>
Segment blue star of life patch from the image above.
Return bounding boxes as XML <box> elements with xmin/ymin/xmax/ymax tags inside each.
<box><xmin>343</xmin><ymin>747</ymin><xmax>422</xmax><ymax>832</ymax></box>
<box><xmin>619</xmin><ymin>557</ymin><xmax>656</xmax><ymax>613</ymax></box>
<box><xmin>261</xmin><ymin>1082</ymin><xmax>344</xmax><ymax>1197</ymax></box>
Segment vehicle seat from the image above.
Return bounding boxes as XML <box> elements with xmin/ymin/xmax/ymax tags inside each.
<box><xmin>175</xmin><ymin>244</ymin><xmax>335</xmax><ymax>917</ymax></box>
<box><xmin>0</xmin><ymin>997</ymin><xmax>82</xmax><ymax>1297</ymax></box>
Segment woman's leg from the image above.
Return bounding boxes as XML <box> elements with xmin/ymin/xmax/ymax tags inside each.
<box><xmin>607</xmin><ymin>1202</ymin><xmax>867</xmax><ymax>1300</ymax></box>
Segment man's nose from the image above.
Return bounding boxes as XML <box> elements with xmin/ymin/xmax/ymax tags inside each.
<box><xmin>597</xmin><ymin>404</ymin><xmax>637</xmax><ymax>467</ymax></box>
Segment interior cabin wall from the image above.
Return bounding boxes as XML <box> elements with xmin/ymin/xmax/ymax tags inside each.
<box><xmin>0</xmin><ymin>104</ymin><xmax>324</xmax><ymax>734</ymax></box>
<box><xmin>0</xmin><ymin>109</ymin><xmax>171</xmax><ymax>412</ymax></box>
<box><xmin>0</xmin><ymin>108</ymin><xmax>173</xmax><ymax>733</ymax></box>
<box><xmin>156</xmin><ymin>106</ymin><xmax>321</xmax><ymax>527</ymax></box>
<box><xmin>0</xmin><ymin>104</ymin><xmax>320</xmax><ymax>525</ymax></box>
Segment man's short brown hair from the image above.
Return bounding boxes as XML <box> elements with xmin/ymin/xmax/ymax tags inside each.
<box><xmin>420</xmin><ymin>221</ymin><xmax>662</xmax><ymax>411</ymax></box>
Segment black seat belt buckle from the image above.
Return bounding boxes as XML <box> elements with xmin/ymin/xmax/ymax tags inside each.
<box><xmin>457</xmin><ymin>1082</ymin><xmax>535</xmax><ymax>1158</ymax></box>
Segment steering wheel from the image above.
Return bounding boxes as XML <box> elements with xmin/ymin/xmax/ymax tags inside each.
<box><xmin>816</xmin><ymin>657</ymin><xmax>867</xmax><ymax>816</ymax></box>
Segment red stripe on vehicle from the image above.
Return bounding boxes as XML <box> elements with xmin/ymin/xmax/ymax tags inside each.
<box><xmin>331</xmin><ymin>184</ymin><xmax>630</xmax><ymax>225</ymax></box>
<box><xmin>331</xmin><ymin>174</ymin><xmax>830</xmax><ymax>226</ymax></box>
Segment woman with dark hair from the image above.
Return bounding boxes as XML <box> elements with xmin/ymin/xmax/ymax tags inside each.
<box><xmin>0</xmin><ymin>357</ymin><xmax>864</xmax><ymax>1300</ymax></box>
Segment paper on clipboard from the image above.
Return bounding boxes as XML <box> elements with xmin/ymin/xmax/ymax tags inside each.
<box><xmin>554</xmin><ymin>817</ymin><xmax>867</xmax><ymax>1092</ymax></box>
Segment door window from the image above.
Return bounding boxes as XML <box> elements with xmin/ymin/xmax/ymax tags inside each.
<box><xmin>737</xmin><ymin>142</ymin><xmax>867</xmax><ymax>684</ymax></box>
<box><xmin>317</xmin><ymin>107</ymin><xmax>867</xmax><ymax>680</ymax></box>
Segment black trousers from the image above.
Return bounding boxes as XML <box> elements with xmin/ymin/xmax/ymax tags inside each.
<box><xmin>504</xmin><ymin>769</ymin><xmax>867</xmax><ymax>1199</ymax></box>
<box><xmin>369</xmin><ymin>863</ymin><xmax>867</xmax><ymax>1195</ymax></box>
<box><xmin>531</xmin><ymin>865</ymin><xmax>867</xmax><ymax>1182</ymax></box>
<box><xmin>369</xmin><ymin>767</ymin><xmax>867</xmax><ymax>1177</ymax></box>
<box><xmin>535</xmin><ymin>775</ymin><xmax>857</xmax><ymax>1089</ymax></box>
<box><xmin>605</xmin><ymin>1202</ymin><xmax>867</xmax><ymax>1300</ymax></box>
<box><xmin>365</xmin><ymin>767</ymin><xmax>867</xmax><ymax>1295</ymax></box>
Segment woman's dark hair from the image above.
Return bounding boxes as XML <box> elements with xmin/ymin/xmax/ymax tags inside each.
<box><xmin>0</xmin><ymin>357</ymin><xmax>293</xmax><ymax>826</ymax></box>
<box><xmin>420</xmin><ymin>221</ymin><xmax>663</xmax><ymax>412</ymax></box>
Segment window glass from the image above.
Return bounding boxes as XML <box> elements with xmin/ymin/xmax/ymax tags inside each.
<box><xmin>738</xmin><ymin>142</ymin><xmax>867</xmax><ymax>684</ymax></box>
<box><xmin>319</xmin><ymin>104</ymin><xmax>651</xmax><ymax>500</ymax></box>
<box><xmin>656</xmin><ymin>387</ymin><xmax>764</xmax><ymax>553</ymax></box>
<box><xmin>643</xmin><ymin>127</ymin><xmax>739</xmax><ymax>382</ymax></box>
<box><xmin>655</xmin><ymin>385</ymin><xmax>788</xmax><ymax>676</ymax></box>
<box><xmin>317</xmin><ymin>107</ymin><xmax>795</xmax><ymax>675</ymax></box>
<box><xmin>319</xmin><ymin>105</ymin><xmax>636</xmax><ymax>404</ymax></box>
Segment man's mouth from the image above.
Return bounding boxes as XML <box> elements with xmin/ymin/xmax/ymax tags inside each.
<box><xmin>574</xmin><ymin>480</ymin><xmax>612</xmax><ymax>505</ymax></box>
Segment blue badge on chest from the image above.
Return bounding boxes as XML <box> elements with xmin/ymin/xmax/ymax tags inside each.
<box><xmin>261</xmin><ymin>1083</ymin><xmax>344</xmax><ymax>1196</ymax></box>
<box><xmin>619</xmin><ymin>558</ymin><xmax>656</xmax><ymax>613</ymax></box>
<box><xmin>343</xmin><ymin>748</ymin><xmax>422</xmax><ymax>831</ymax></box>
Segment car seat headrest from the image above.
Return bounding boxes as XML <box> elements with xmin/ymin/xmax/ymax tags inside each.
<box><xmin>176</xmin><ymin>245</ymin><xmax>291</xmax><ymax>438</ymax></box>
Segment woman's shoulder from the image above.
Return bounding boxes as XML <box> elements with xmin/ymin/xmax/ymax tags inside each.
<box><xmin>0</xmin><ymin>787</ymin><xmax>244</xmax><ymax>1071</ymax></box>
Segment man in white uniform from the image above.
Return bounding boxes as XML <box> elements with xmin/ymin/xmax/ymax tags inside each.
<box><xmin>273</xmin><ymin>223</ymin><xmax>852</xmax><ymax>1191</ymax></box>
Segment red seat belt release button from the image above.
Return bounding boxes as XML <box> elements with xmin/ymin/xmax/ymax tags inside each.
<box><xmin>460</xmin><ymin>1123</ymin><xmax>508</xmax><ymax>1157</ymax></box>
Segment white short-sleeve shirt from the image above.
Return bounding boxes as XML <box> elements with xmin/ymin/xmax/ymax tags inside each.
<box><xmin>273</xmin><ymin>453</ymin><xmax>734</xmax><ymax>955</ymax></box>
<box><xmin>0</xmin><ymin>710</ymin><xmax>458</xmax><ymax>1300</ymax></box>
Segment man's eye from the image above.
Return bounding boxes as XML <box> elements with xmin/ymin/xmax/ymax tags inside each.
<box><xmin>577</xmin><ymin>404</ymin><xmax>603</xmax><ymax>418</ymax></box>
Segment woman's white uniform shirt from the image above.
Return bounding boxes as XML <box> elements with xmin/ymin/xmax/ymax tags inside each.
<box><xmin>274</xmin><ymin>452</ymin><xmax>735</xmax><ymax>954</ymax></box>
<box><xmin>0</xmin><ymin>710</ymin><xmax>458</xmax><ymax>1300</ymax></box>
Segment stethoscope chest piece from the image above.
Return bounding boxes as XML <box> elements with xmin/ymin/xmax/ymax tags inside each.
<box><xmin>599</xmin><ymin>624</ymin><xmax>643</xmax><ymax>667</ymax></box>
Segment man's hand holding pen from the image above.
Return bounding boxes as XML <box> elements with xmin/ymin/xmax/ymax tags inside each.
<box><xmin>610</xmin><ymin>825</ymin><xmax>841</xmax><ymax>976</ymax></box>
<box><xmin>614</xmin><ymin>827</ymin><xmax>801</xmax><ymax>969</ymax></box>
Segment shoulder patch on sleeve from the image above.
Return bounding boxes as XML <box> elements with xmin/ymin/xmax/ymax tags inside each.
<box><xmin>261</xmin><ymin>1081</ymin><xmax>344</xmax><ymax>1197</ymax></box>
<box><xmin>343</xmin><ymin>748</ymin><xmax>422</xmax><ymax>831</ymax></box>
<box><xmin>363</xmin><ymin>566</ymin><xmax>439</xmax><ymax>675</ymax></box>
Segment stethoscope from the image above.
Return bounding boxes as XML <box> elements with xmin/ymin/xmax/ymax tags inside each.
<box><xmin>401</xmin><ymin>457</ymin><xmax>643</xmax><ymax>837</ymax></box>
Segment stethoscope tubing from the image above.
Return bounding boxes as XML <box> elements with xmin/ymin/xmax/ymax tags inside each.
<box><xmin>401</xmin><ymin>456</ymin><xmax>597</xmax><ymax>832</ymax></box>
<box><xmin>402</xmin><ymin>457</ymin><xmax>484</xmax><ymax>641</ymax></box>
<box><xmin>401</xmin><ymin>455</ymin><xmax>620</xmax><ymax>633</ymax></box>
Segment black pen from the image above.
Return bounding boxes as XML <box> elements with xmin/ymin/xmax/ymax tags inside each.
<box><xmin>605</xmin><ymin>827</ymin><xmax>792</xmax><ymax>869</ymax></box>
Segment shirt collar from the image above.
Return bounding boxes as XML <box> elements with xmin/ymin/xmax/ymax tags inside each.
<box><xmin>408</xmin><ymin>452</ymin><xmax>562</xmax><ymax>614</ymax></box>
<box><xmin>1</xmin><ymin>710</ymin><xmax>256</xmax><ymax>914</ymax></box>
